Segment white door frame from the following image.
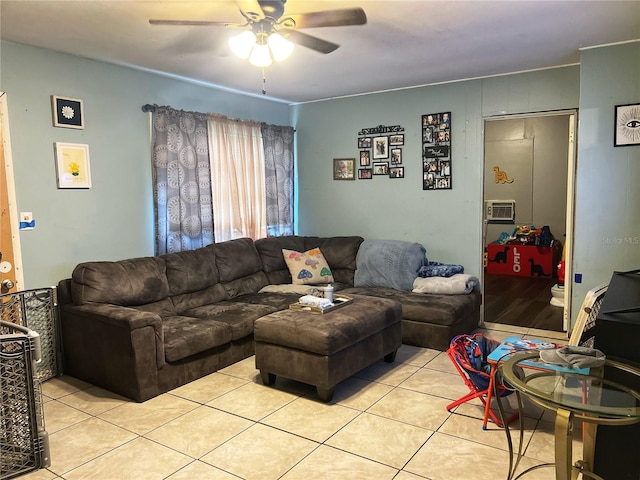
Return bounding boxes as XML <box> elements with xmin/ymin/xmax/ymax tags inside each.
<box><xmin>481</xmin><ymin>109</ymin><xmax>578</xmax><ymax>332</ymax></box>
<box><xmin>0</xmin><ymin>92</ymin><xmax>25</xmax><ymax>290</ymax></box>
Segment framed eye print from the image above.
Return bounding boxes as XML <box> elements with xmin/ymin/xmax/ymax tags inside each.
<box><xmin>333</xmin><ymin>158</ymin><xmax>355</xmax><ymax>180</ymax></box>
<box><xmin>372</xmin><ymin>136</ymin><xmax>389</xmax><ymax>159</ymax></box>
<box><xmin>360</xmin><ymin>150</ymin><xmax>371</xmax><ymax>166</ymax></box>
<box><xmin>358</xmin><ymin>168</ymin><xmax>372</xmax><ymax>179</ymax></box>
<box><xmin>389</xmin><ymin>167</ymin><xmax>404</xmax><ymax>178</ymax></box>
<box><xmin>615</xmin><ymin>103</ymin><xmax>640</xmax><ymax>147</ymax></box>
<box><xmin>52</xmin><ymin>95</ymin><xmax>84</xmax><ymax>129</ymax></box>
<box><xmin>372</xmin><ymin>162</ymin><xmax>388</xmax><ymax>175</ymax></box>
<box><xmin>55</xmin><ymin>142</ymin><xmax>91</xmax><ymax>188</ymax></box>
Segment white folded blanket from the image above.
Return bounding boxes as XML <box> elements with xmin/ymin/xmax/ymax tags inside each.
<box><xmin>412</xmin><ymin>274</ymin><xmax>479</xmax><ymax>295</ymax></box>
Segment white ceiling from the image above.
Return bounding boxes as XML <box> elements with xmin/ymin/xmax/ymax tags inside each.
<box><xmin>1</xmin><ymin>1</ymin><xmax>639</xmax><ymax>104</ymax></box>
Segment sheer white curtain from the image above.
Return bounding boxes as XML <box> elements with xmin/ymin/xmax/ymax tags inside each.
<box><xmin>207</xmin><ymin>114</ymin><xmax>267</xmax><ymax>241</ymax></box>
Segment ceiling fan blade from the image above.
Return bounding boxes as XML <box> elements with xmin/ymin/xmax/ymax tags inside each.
<box><xmin>149</xmin><ymin>19</ymin><xmax>229</xmax><ymax>26</ymax></box>
<box><xmin>286</xmin><ymin>8</ymin><xmax>366</xmax><ymax>29</ymax></box>
<box><xmin>236</xmin><ymin>0</ymin><xmax>265</xmax><ymax>21</ymax></box>
<box><xmin>284</xmin><ymin>30</ymin><xmax>339</xmax><ymax>54</ymax></box>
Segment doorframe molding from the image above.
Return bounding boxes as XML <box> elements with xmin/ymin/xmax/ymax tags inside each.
<box><xmin>1</xmin><ymin>91</ymin><xmax>25</xmax><ymax>290</ymax></box>
<box><xmin>481</xmin><ymin>108</ymin><xmax>578</xmax><ymax>332</ymax></box>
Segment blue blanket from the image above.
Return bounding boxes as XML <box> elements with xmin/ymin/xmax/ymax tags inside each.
<box><xmin>354</xmin><ymin>239</ymin><xmax>427</xmax><ymax>291</ymax></box>
<box><xmin>417</xmin><ymin>261</ymin><xmax>464</xmax><ymax>278</ymax></box>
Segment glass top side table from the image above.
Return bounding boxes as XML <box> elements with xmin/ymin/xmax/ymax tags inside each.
<box><xmin>500</xmin><ymin>352</ymin><xmax>640</xmax><ymax>480</ymax></box>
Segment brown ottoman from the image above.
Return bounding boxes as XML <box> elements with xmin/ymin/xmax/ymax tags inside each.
<box><xmin>254</xmin><ymin>295</ymin><xmax>402</xmax><ymax>402</ymax></box>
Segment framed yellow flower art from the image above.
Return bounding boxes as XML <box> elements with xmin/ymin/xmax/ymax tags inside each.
<box><xmin>55</xmin><ymin>142</ymin><xmax>91</xmax><ymax>189</ymax></box>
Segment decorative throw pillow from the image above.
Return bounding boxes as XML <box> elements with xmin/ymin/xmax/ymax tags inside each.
<box><xmin>282</xmin><ymin>248</ymin><xmax>335</xmax><ymax>285</ymax></box>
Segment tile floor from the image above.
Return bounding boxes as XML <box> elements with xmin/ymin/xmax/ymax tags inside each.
<box><xmin>21</xmin><ymin>322</ymin><xmax>583</xmax><ymax>480</ymax></box>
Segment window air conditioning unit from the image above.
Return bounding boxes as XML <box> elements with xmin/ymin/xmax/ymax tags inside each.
<box><xmin>485</xmin><ymin>200</ymin><xmax>515</xmax><ymax>221</ymax></box>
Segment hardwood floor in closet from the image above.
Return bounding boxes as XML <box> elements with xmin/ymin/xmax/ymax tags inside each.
<box><xmin>484</xmin><ymin>273</ymin><xmax>564</xmax><ymax>332</ymax></box>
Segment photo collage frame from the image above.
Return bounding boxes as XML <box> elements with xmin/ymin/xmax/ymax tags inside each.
<box><xmin>422</xmin><ymin>112</ymin><xmax>451</xmax><ymax>190</ymax></box>
<box><xmin>355</xmin><ymin>125</ymin><xmax>405</xmax><ymax>180</ymax></box>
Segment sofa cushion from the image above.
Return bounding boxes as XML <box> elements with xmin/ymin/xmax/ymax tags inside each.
<box><xmin>162</xmin><ymin>316</ymin><xmax>232</xmax><ymax>362</ymax></box>
<box><xmin>255</xmin><ymin>236</ymin><xmax>312</xmax><ymax>284</ymax></box>
<box><xmin>214</xmin><ymin>238</ymin><xmax>269</xmax><ymax>298</ymax></box>
<box><xmin>310</xmin><ymin>236</ymin><xmax>364</xmax><ymax>285</ymax></box>
<box><xmin>71</xmin><ymin>256</ymin><xmax>169</xmax><ymax>306</ymax></box>
<box><xmin>163</xmin><ymin>245</ymin><xmax>220</xmax><ymax>296</ymax></box>
<box><xmin>183</xmin><ymin>301</ymin><xmax>277</xmax><ymax>340</ymax></box>
<box><xmin>283</xmin><ymin>248</ymin><xmax>334</xmax><ymax>285</ymax></box>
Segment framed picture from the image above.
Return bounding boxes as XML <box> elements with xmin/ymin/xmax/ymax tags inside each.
<box><xmin>372</xmin><ymin>162</ymin><xmax>388</xmax><ymax>175</ymax></box>
<box><xmin>615</xmin><ymin>103</ymin><xmax>640</xmax><ymax>147</ymax></box>
<box><xmin>55</xmin><ymin>142</ymin><xmax>91</xmax><ymax>188</ymax></box>
<box><xmin>52</xmin><ymin>95</ymin><xmax>84</xmax><ymax>129</ymax></box>
<box><xmin>358</xmin><ymin>137</ymin><xmax>372</xmax><ymax>148</ymax></box>
<box><xmin>422</xmin><ymin>111</ymin><xmax>452</xmax><ymax>190</ymax></box>
<box><xmin>390</xmin><ymin>148</ymin><xmax>402</xmax><ymax>165</ymax></box>
<box><xmin>389</xmin><ymin>134</ymin><xmax>404</xmax><ymax>146</ymax></box>
<box><xmin>333</xmin><ymin>158</ymin><xmax>355</xmax><ymax>180</ymax></box>
<box><xmin>389</xmin><ymin>167</ymin><xmax>404</xmax><ymax>178</ymax></box>
<box><xmin>372</xmin><ymin>136</ymin><xmax>389</xmax><ymax>159</ymax></box>
<box><xmin>360</xmin><ymin>150</ymin><xmax>371</xmax><ymax>166</ymax></box>
<box><xmin>358</xmin><ymin>168</ymin><xmax>372</xmax><ymax>180</ymax></box>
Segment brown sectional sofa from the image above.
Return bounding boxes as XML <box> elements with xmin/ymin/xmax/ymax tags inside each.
<box><xmin>57</xmin><ymin>235</ymin><xmax>480</xmax><ymax>402</ymax></box>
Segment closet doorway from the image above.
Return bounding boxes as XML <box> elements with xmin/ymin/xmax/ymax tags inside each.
<box><xmin>482</xmin><ymin>112</ymin><xmax>576</xmax><ymax>332</ymax></box>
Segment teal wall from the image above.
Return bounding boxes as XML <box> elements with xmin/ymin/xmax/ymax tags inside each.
<box><xmin>572</xmin><ymin>42</ymin><xmax>640</xmax><ymax>310</ymax></box>
<box><xmin>0</xmin><ymin>41</ymin><xmax>290</xmax><ymax>288</ymax></box>
<box><xmin>292</xmin><ymin>67</ymin><xmax>580</xmax><ymax>280</ymax></box>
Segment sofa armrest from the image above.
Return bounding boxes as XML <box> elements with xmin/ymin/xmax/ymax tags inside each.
<box><xmin>59</xmin><ymin>302</ymin><xmax>164</xmax><ymax>402</ymax></box>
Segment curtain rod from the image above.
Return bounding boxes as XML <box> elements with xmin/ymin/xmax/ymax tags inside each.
<box><xmin>141</xmin><ymin>104</ymin><xmax>295</xmax><ymax>131</ymax></box>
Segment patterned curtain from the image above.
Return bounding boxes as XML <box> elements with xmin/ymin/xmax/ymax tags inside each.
<box><xmin>262</xmin><ymin>124</ymin><xmax>295</xmax><ymax>236</ymax></box>
<box><xmin>150</xmin><ymin>106</ymin><xmax>214</xmax><ymax>254</ymax></box>
<box><xmin>208</xmin><ymin>114</ymin><xmax>267</xmax><ymax>241</ymax></box>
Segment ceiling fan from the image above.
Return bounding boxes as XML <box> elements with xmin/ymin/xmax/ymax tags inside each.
<box><xmin>149</xmin><ymin>0</ymin><xmax>367</xmax><ymax>63</ymax></box>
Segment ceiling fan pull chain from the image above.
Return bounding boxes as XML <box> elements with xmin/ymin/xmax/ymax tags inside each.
<box><xmin>262</xmin><ymin>67</ymin><xmax>267</xmax><ymax>95</ymax></box>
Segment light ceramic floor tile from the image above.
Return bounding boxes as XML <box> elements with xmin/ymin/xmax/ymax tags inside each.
<box><xmin>367</xmin><ymin>387</ymin><xmax>451</xmax><ymax>431</ymax></box>
<box><xmin>218</xmin><ymin>355</ymin><xmax>260</xmax><ymax>381</ymax></box>
<box><xmin>405</xmin><ymin>431</ymin><xmax>515</xmax><ymax>480</ymax></box>
<box><xmin>145</xmin><ymin>405</ymin><xmax>253</xmax><ymax>457</ymax></box>
<box><xmin>398</xmin><ymin>367</ymin><xmax>470</xmax><ymax>401</ymax></box>
<box><xmin>200</xmin><ymin>423</ymin><xmax>318</xmax><ymax>480</ymax></box>
<box><xmin>41</xmin><ymin>376</ymin><xmax>91</xmax><ymax>399</ymax></box>
<box><xmin>42</xmin><ymin>400</ymin><xmax>91</xmax><ymax>434</ymax></box>
<box><xmin>57</xmin><ymin>386</ymin><xmax>128</xmax><ymax>416</ymax></box>
<box><xmin>47</xmin><ymin>417</ymin><xmax>137</xmax><ymax>475</ymax></box>
<box><xmin>354</xmin><ymin>361</ymin><xmax>420</xmax><ymax>387</ymax></box>
<box><xmin>10</xmin><ymin>468</ymin><xmax>59</xmax><ymax>480</ymax></box>
<box><xmin>169</xmin><ymin>372</ymin><xmax>248</xmax><ymax>404</ymax></box>
<box><xmin>332</xmin><ymin>376</ymin><xmax>394</xmax><ymax>411</ymax></box>
<box><xmin>262</xmin><ymin>396</ymin><xmax>360</xmax><ymax>442</ymax></box>
<box><xmin>422</xmin><ymin>351</ymin><xmax>458</xmax><ymax>374</ymax></box>
<box><xmin>395</xmin><ymin>344</ymin><xmax>440</xmax><ymax>367</ymax></box>
<box><xmin>62</xmin><ymin>437</ymin><xmax>192</xmax><ymax>480</ymax></box>
<box><xmin>392</xmin><ymin>471</ymin><xmax>428</xmax><ymax>480</ymax></box>
<box><xmin>280</xmin><ymin>445</ymin><xmax>398</xmax><ymax>480</ymax></box>
<box><xmin>438</xmin><ymin>410</ymin><xmax>537</xmax><ymax>452</ymax></box>
<box><xmin>166</xmin><ymin>460</ymin><xmax>240</xmax><ymax>480</ymax></box>
<box><xmin>97</xmin><ymin>393</ymin><xmax>198</xmax><ymax>435</ymax></box>
<box><xmin>206</xmin><ymin>381</ymin><xmax>298</xmax><ymax>421</ymax></box>
<box><xmin>326</xmin><ymin>412</ymin><xmax>432</xmax><ymax>469</ymax></box>
<box><xmin>525</xmin><ymin>420</ymin><xmax>583</xmax><ymax>465</ymax></box>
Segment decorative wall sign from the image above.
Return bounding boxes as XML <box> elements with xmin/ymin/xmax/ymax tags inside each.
<box><xmin>615</xmin><ymin>103</ymin><xmax>640</xmax><ymax>147</ymax></box>
<box><xmin>52</xmin><ymin>95</ymin><xmax>84</xmax><ymax>129</ymax></box>
<box><xmin>55</xmin><ymin>142</ymin><xmax>91</xmax><ymax>188</ymax></box>
<box><xmin>422</xmin><ymin>112</ymin><xmax>451</xmax><ymax>190</ymax></box>
<box><xmin>493</xmin><ymin>166</ymin><xmax>514</xmax><ymax>183</ymax></box>
<box><xmin>333</xmin><ymin>158</ymin><xmax>355</xmax><ymax>180</ymax></box>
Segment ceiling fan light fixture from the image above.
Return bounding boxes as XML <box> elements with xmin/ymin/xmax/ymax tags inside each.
<box><xmin>267</xmin><ymin>32</ymin><xmax>294</xmax><ymax>62</ymax></box>
<box><xmin>229</xmin><ymin>30</ymin><xmax>256</xmax><ymax>59</ymax></box>
<box><xmin>249</xmin><ymin>42</ymin><xmax>272</xmax><ymax>67</ymax></box>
